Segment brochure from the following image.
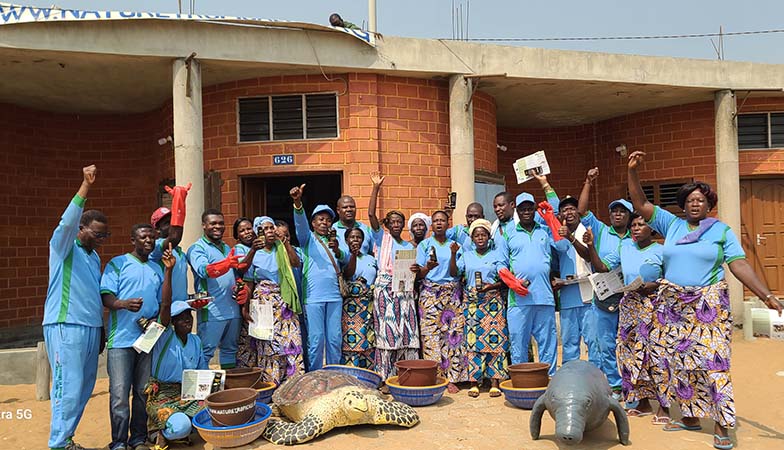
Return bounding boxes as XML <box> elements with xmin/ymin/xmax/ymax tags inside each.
<box><xmin>391</xmin><ymin>249</ymin><xmax>417</xmax><ymax>293</ymax></box>
<box><xmin>181</xmin><ymin>369</ymin><xmax>225</xmax><ymax>400</ymax></box>
<box><xmin>513</xmin><ymin>150</ymin><xmax>551</xmax><ymax>184</ymax></box>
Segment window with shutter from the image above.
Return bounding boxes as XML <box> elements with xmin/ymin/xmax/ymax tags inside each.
<box><xmin>237</xmin><ymin>93</ymin><xmax>339</xmax><ymax>142</ymax></box>
<box><xmin>737</xmin><ymin>112</ymin><xmax>784</xmax><ymax>150</ymax></box>
<box><xmin>629</xmin><ymin>179</ymin><xmax>693</xmax><ymax>218</ymax></box>
<box><xmin>238</xmin><ymin>97</ymin><xmax>270</xmax><ymax>142</ymax></box>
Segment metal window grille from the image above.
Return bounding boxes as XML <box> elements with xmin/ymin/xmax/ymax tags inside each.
<box><xmin>237</xmin><ymin>93</ymin><xmax>338</xmax><ymax>142</ymax></box>
<box><xmin>737</xmin><ymin>112</ymin><xmax>784</xmax><ymax>150</ymax></box>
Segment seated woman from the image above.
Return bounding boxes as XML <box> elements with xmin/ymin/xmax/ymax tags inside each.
<box><xmin>340</xmin><ymin>227</ymin><xmax>379</xmax><ymax>369</ymax></box>
<box><xmin>145</xmin><ymin>245</ymin><xmax>207</xmax><ymax>448</ymax></box>
<box><xmin>449</xmin><ymin>219</ymin><xmax>507</xmax><ymax>398</ymax></box>
<box><xmin>238</xmin><ymin>216</ymin><xmax>304</xmax><ymax>385</ymax></box>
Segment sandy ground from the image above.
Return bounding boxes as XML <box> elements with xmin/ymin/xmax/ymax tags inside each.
<box><xmin>2</xmin><ymin>332</ymin><xmax>783</xmax><ymax>450</ymax></box>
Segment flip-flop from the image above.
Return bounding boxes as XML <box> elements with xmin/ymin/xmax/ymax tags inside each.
<box><xmin>626</xmin><ymin>408</ymin><xmax>652</xmax><ymax>417</ymax></box>
<box><xmin>651</xmin><ymin>415</ymin><xmax>670</xmax><ymax>425</ymax></box>
<box><xmin>663</xmin><ymin>420</ymin><xmax>702</xmax><ymax>432</ymax></box>
<box><xmin>468</xmin><ymin>387</ymin><xmax>480</xmax><ymax>398</ymax></box>
<box><xmin>489</xmin><ymin>387</ymin><xmax>502</xmax><ymax>398</ymax></box>
<box><xmin>713</xmin><ymin>434</ymin><xmax>734</xmax><ymax>450</ymax></box>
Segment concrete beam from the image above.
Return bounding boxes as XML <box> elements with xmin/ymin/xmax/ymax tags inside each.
<box><xmin>714</xmin><ymin>89</ymin><xmax>744</xmax><ymax>322</ymax></box>
<box><xmin>449</xmin><ymin>74</ymin><xmax>475</xmax><ymax>224</ymax></box>
<box><xmin>172</xmin><ymin>57</ymin><xmax>205</xmax><ymax>251</ymax></box>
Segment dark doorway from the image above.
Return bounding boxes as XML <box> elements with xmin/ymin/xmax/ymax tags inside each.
<box><xmin>241</xmin><ymin>172</ymin><xmax>343</xmax><ymax>246</ymax></box>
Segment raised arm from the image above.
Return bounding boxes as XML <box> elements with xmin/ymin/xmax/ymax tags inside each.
<box><xmin>627</xmin><ymin>151</ymin><xmax>655</xmax><ymax>221</ymax></box>
<box><xmin>448</xmin><ymin>242</ymin><xmax>460</xmax><ymax>277</ymax></box>
<box><xmin>578</xmin><ymin>168</ymin><xmax>598</xmax><ymax>217</ymax></box>
<box><xmin>582</xmin><ymin>228</ymin><xmax>609</xmax><ymax>272</ymax></box>
<box><xmin>290</xmin><ymin>184</ymin><xmax>311</xmax><ymax>247</ymax></box>
<box><xmin>368</xmin><ymin>172</ymin><xmax>384</xmax><ymax>232</ymax></box>
<box><xmin>158</xmin><ymin>244</ymin><xmax>175</xmax><ymax>327</ymax></box>
<box><xmin>533</xmin><ymin>173</ymin><xmax>559</xmax><ymax>211</ymax></box>
<box><xmin>52</xmin><ymin>165</ymin><xmax>96</xmax><ymax>256</ymax></box>
<box><xmin>559</xmin><ymin>225</ymin><xmax>591</xmax><ymax>262</ymax></box>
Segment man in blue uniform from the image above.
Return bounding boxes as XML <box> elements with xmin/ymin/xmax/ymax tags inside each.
<box><xmin>332</xmin><ymin>195</ymin><xmax>374</xmax><ymax>255</ymax></box>
<box><xmin>446</xmin><ymin>202</ymin><xmax>484</xmax><ymax>248</ymax></box>
<box><xmin>187</xmin><ymin>209</ymin><xmax>244</xmax><ymax>369</ymax></box>
<box><xmin>149</xmin><ymin>207</ymin><xmax>189</xmax><ymax>303</ymax></box>
<box><xmin>101</xmin><ymin>223</ymin><xmax>163</xmax><ymax>450</ymax></box>
<box><xmin>496</xmin><ymin>192</ymin><xmax>570</xmax><ymax>376</ymax></box>
<box><xmin>43</xmin><ymin>165</ymin><xmax>107</xmax><ymax>450</ymax></box>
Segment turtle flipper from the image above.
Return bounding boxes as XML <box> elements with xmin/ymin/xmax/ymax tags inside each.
<box><xmin>262</xmin><ymin>415</ymin><xmax>325</xmax><ymax>445</ymax></box>
<box><xmin>369</xmin><ymin>397</ymin><xmax>420</xmax><ymax>427</ymax></box>
<box><xmin>529</xmin><ymin>395</ymin><xmax>546</xmax><ymax>440</ymax></box>
<box><xmin>608</xmin><ymin>395</ymin><xmax>631</xmax><ymax>445</ymax></box>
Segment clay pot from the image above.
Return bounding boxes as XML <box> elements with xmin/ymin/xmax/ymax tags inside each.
<box><xmin>508</xmin><ymin>362</ymin><xmax>550</xmax><ymax>388</ymax></box>
<box><xmin>224</xmin><ymin>367</ymin><xmax>264</xmax><ymax>390</ymax></box>
<box><xmin>395</xmin><ymin>359</ymin><xmax>438</xmax><ymax>386</ymax></box>
<box><xmin>204</xmin><ymin>388</ymin><xmax>258</xmax><ymax>427</ymax></box>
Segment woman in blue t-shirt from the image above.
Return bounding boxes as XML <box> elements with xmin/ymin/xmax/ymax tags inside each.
<box><xmin>340</xmin><ymin>227</ymin><xmax>379</xmax><ymax>369</ymax></box>
<box><xmin>584</xmin><ymin>214</ymin><xmax>668</xmax><ymax>422</ymax></box>
<box><xmin>628</xmin><ymin>150</ymin><xmax>781</xmax><ymax>449</ymax></box>
<box><xmin>449</xmin><ymin>219</ymin><xmax>507</xmax><ymax>398</ymax></box>
<box><xmin>415</xmin><ymin>210</ymin><xmax>466</xmax><ymax>393</ymax></box>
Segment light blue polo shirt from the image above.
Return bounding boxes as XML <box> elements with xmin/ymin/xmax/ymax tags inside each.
<box><xmin>649</xmin><ymin>206</ymin><xmax>745</xmax><ymax>287</ymax></box>
<box><xmin>294</xmin><ymin>207</ymin><xmax>344</xmax><ymax>304</ymax></box>
<box><xmin>456</xmin><ymin>249</ymin><xmax>502</xmax><ymax>288</ymax></box>
<box><xmin>149</xmin><ymin>238</ymin><xmax>189</xmax><ymax>302</ymax></box>
<box><xmin>603</xmin><ymin>241</ymin><xmax>664</xmax><ymax>285</ymax></box>
<box><xmin>151</xmin><ymin>327</ymin><xmax>208</xmax><ymax>383</ymax></box>
<box><xmin>234</xmin><ymin>243</ymin><xmax>252</xmax><ymax>257</ymax></box>
<box><xmin>244</xmin><ymin>247</ymin><xmax>281</xmax><ymax>284</ymax></box>
<box><xmin>333</xmin><ymin>220</ymin><xmax>374</xmax><ymax>255</ymax></box>
<box><xmin>493</xmin><ymin>190</ymin><xmax>561</xmax><ymax>241</ymax></box>
<box><xmin>43</xmin><ymin>195</ymin><xmax>104</xmax><ymax>328</ymax></box>
<box><xmin>495</xmin><ymin>222</ymin><xmax>570</xmax><ymax>307</ymax></box>
<box><xmin>581</xmin><ymin>211</ymin><xmax>633</xmax><ymax>260</ymax></box>
<box><xmin>371</xmin><ymin>229</ymin><xmax>415</xmax><ymax>263</ymax></box>
<box><xmin>554</xmin><ymin>238</ymin><xmax>592</xmax><ymax>310</ymax></box>
<box><xmin>416</xmin><ymin>236</ymin><xmax>462</xmax><ymax>283</ymax></box>
<box><xmin>187</xmin><ymin>237</ymin><xmax>240</xmax><ymax>322</ymax></box>
<box><xmin>100</xmin><ymin>254</ymin><xmax>164</xmax><ymax>349</ymax></box>
<box><xmin>447</xmin><ymin>225</ymin><xmax>472</xmax><ymax>248</ymax></box>
<box><xmin>349</xmin><ymin>254</ymin><xmax>378</xmax><ymax>288</ymax></box>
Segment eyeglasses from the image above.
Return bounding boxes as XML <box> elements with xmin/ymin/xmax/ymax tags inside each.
<box><xmin>85</xmin><ymin>228</ymin><xmax>111</xmax><ymax>239</ymax></box>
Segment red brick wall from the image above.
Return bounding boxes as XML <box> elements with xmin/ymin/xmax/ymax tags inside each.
<box><xmin>737</xmin><ymin>97</ymin><xmax>784</xmax><ymax>174</ymax></box>
<box><xmin>0</xmin><ymin>103</ymin><xmax>169</xmax><ymax>328</ymax></box>
<box><xmin>473</xmin><ymin>92</ymin><xmax>498</xmax><ymax>173</ymax></box>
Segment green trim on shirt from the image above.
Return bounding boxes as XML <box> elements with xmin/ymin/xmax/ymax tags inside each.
<box><xmin>726</xmin><ymin>255</ymin><xmax>745</xmax><ymax>264</ymax></box>
<box><xmin>56</xmin><ymin>249</ymin><xmax>75</xmax><ymax>323</ymax></box>
<box><xmin>153</xmin><ymin>331</ymin><xmax>176</xmax><ymax>379</ymax></box>
<box><xmin>709</xmin><ymin>227</ymin><xmax>729</xmax><ymax>284</ymax></box>
<box><xmin>107</xmin><ymin>310</ymin><xmax>118</xmax><ymax>348</ymax></box>
<box><xmin>72</xmin><ymin>194</ymin><xmax>85</xmax><ymax>208</ymax></box>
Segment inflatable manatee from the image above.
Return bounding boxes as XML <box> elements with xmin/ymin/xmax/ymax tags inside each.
<box><xmin>529</xmin><ymin>360</ymin><xmax>630</xmax><ymax>446</ymax></box>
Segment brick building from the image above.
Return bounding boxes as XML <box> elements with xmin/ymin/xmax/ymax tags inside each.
<box><xmin>1</xmin><ymin>10</ymin><xmax>783</xmax><ymax>340</ymax></box>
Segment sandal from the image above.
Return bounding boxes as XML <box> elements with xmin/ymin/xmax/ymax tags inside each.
<box><xmin>651</xmin><ymin>415</ymin><xmax>670</xmax><ymax>425</ymax></box>
<box><xmin>713</xmin><ymin>434</ymin><xmax>733</xmax><ymax>450</ymax></box>
<box><xmin>663</xmin><ymin>420</ymin><xmax>702</xmax><ymax>432</ymax></box>
<box><xmin>489</xmin><ymin>387</ymin><xmax>502</xmax><ymax>398</ymax></box>
<box><xmin>468</xmin><ymin>387</ymin><xmax>480</xmax><ymax>398</ymax></box>
<box><xmin>626</xmin><ymin>408</ymin><xmax>652</xmax><ymax>417</ymax></box>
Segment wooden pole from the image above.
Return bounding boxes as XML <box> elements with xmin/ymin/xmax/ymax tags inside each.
<box><xmin>36</xmin><ymin>341</ymin><xmax>50</xmax><ymax>401</ymax></box>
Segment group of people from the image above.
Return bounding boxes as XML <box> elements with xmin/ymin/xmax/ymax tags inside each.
<box><xmin>43</xmin><ymin>155</ymin><xmax>781</xmax><ymax>450</ymax></box>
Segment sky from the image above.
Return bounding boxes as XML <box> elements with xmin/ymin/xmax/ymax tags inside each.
<box><xmin>19</xmin><ymin>1</ymin><xmax>784</xmax><ymax>63</ymax></box>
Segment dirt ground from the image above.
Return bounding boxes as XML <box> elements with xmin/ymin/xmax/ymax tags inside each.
<box><xmin>2</xmin><ymin>332</ymin><xmax>783</xmax><ymax>450</ymax></box>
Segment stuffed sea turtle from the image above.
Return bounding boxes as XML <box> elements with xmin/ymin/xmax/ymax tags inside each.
<box><xmin>262</xmin><ymin>370</ymin><xmax>419</xmax><ymax>445</ymax></box>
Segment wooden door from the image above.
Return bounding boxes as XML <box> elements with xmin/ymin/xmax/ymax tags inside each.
<box><xmin>740</xmin><ymin>179</ymin><xmax>784</xmax><ymax>294</ymax></box>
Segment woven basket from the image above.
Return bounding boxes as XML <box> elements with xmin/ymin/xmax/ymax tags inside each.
<box><xmin>192</xmin><ymin>402</ymin><xmax>271</xmax><ymax>448</ymax></box>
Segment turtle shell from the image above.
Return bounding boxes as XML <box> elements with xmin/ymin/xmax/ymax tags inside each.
<box><xmin>272</xmin><ymin>369</ymin><xmax>375</xmax><ymax>406</ymax></box>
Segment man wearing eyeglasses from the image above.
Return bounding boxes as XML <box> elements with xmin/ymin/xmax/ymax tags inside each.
<box><xmin>42</xmin><ymin>165</ymin><xmax>109</xmax><ymax>450</ymax></box>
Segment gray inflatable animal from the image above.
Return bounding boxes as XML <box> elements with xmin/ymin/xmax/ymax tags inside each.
<box><xmin>529</xmin><ymin>360</ymin><xmax>630</xmax><ymax>446</ymax></box>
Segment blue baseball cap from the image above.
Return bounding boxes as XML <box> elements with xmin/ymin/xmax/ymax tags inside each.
<box><xmin>311</xmin><ymin>204</ymin><xmax>336</xmax><ymax>219</ymax></box>
<box><xmin>608</xmin><ymin>199</ymin><xmax>633</xmax><ymax>213</ymax></box>
<box><xmin>170</xmin><ymin>301</ymin><xmax>193</xmax><ymax>317</ymax></box>
<box><xmin>515</xmin><ymin>192</ymin><xmax>535</xmax><ymax>205</ymax></box>
<box><xmin>162</xmin><ymin>412</ymin><xmax>192</xmax><ymax>440</ymax></box>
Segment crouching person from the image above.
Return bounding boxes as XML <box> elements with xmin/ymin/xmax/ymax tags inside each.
<box><xmin>145</xmin><ymin>244</ymin><xmax>208</xmax><ymax>448</ymax></box>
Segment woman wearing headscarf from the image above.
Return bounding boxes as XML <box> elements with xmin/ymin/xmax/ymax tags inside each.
<box><xmin>415</xmin><ymin>210</ymin><xmax>466</xmax><ymax>393</ymax></box>
<box><xmin>236</xmin><ymin>216</ymin><xmax>304</xmax><ymax>385</ymax></box>
<box><xmin>580</xmin><ymin>214</ymin><xmax>668</xmax><ymax>422</ymax></box>
<box><xmin>367</xmin><ymin>173</ymin><xmax>421</xmax><ymax>381</ymax></box>
<box><xmin>449</xmin><ymin>219</ymin><xmax>507</xmax><ymax>398</ymax></box>
<box><xmin>408</xmin><ymin>212</ymin><xmax>430</xmax><ymax>247</ymax></box>
<box><xmin>340</xmin><ymin>227</ymin><xmax>378</xmax><ymax>369</ymax></box>
<box><xmin>628</xmin><ymin>151</ymin><xmax>781</xmax><ymax>449</ymax></box>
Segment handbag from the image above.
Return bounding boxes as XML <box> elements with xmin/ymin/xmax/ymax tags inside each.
<box><xmin>595</xmin><ymin>292</ymin><xmax>622</xmax><ymax>313</ymax></box>
<box><xmin>317</xmin><ymin>237</ymin><xmax>351</xmax><ymax>297</ymax></box>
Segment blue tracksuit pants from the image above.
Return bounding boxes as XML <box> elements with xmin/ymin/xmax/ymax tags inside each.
<box><xmin>507</xmin><ymin>304</ymin><xmax>558</xmax><ymax>376</ymax></box>
<box><xmin>197</xmin><ymin>318</ymin><xmax>242</xmax><ymax>368</ymax></box>
<box><xmin>591</xmin><ymin>304</ymin><xmax>622</xmax><ymax>389</ymax></box>
<box><xmin>559</xmin><ymin>304</ymin><xmax>594</xmax><ymax>364</ymax></box>
<box><xmin>44</xmin><ymin>323</ymin><xmax>100</xmax><ymax>449</ymax></box>
<box><xmin>305</xmin><ymin>300</ymin><xmax>342</xmax><ymax>371</ymax></box>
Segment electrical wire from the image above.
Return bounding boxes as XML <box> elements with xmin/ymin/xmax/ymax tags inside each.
<box><xmin>444</xmin><ymin>28</ymin><xmax>784</xmax><ymax>42</ymax></box>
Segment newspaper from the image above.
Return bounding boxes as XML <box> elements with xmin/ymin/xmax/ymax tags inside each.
<box><xmin>248</xmin><ymin>299</ymin><xmax>274</xmax><ymax>341</ymax></box>
<box><xmin>132</xmin><ymin>321</ymin><xmax>166</xmax><ymax>354</ymax></box>
<box><xmin>391</xmin><ymin>249</ymin><xmax>417</xmax><ymax>293</ymax></box>
<box><xmin>181</xmin><ymin>370</ymin><xmax>226</xmax><ymax>401</ymax></box>
<box><xmin>553</xmin><ymin>275</ymin><xmax>591</xmax><ymax>286</ymax></box>
<box><xmin>513</xmin><ymin>150</ymin><xmax>551</xmax><ymax>184</ymax></box>
<box><xmin>588</xmin><ymin>268</ymin><xmax>644</xmax><ymax>300</ymax></box>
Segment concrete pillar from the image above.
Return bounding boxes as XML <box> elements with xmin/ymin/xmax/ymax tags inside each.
<box><xmin>714</xmin><ymin>89</ymin><xmax>744</xmax><ymax>321</ymax></box>
<box><xmin>368</xmin><ymin>0</ymin><xmax>377</xmax><ymax>34</ymax></box>
<box><xmin>448</xmin><ymin>75</ymin><xmax>476</xmax><ymax>225</ymax></box>
<box><xmin>172</xmin><ymin>57</ymin><xmax>205</xmax><ymax>251</ymax></box>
